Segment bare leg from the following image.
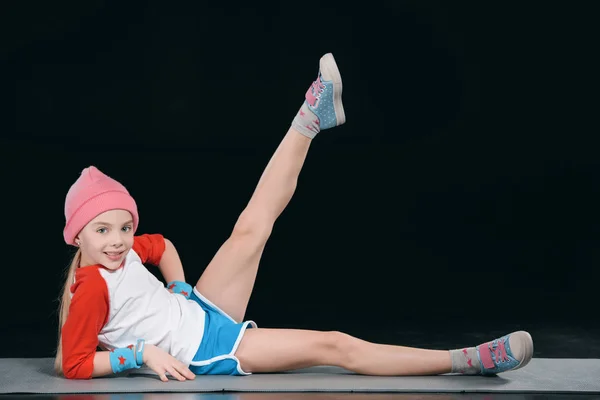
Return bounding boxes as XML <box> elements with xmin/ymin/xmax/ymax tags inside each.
<box><xmin>196</xmin><ymin>128</ymin><xmax>312</xmax><ymax>322</ymax></box>
<box><xmin>236</xmin><ymin>328</ymin><xmax>452</xmax><ymax>376</ymax></box>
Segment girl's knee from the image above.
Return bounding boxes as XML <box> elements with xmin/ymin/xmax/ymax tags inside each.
<box><xmin>233</xmin><ymin>212</ymin><xmax>273</xmax><ymax>242</ymax></box>
<box><xmin>322</xmin><ymin>331</ymin><xmax>356</xmax><ymax>366</ymax></box>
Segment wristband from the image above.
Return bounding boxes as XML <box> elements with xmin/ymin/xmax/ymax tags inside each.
<box><xmin>109</xmin><ymin>347</ymin><xmax>140</xmax><ymax>373</ymax></box>
<box><xmin>135</xmin><ymin>339</ymin><xmax>145</xmax><ymax>366</ymax></box>
<box><xmin>167</xmin><ymin>280</ymin><xmax>192</xmax><ymax>299</ymax></box>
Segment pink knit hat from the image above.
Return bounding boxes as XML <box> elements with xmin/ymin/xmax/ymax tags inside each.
<box><xmin>63</xmin><ymin>166</ymin><xmax>139</xmax><ymax>245</ymax></box>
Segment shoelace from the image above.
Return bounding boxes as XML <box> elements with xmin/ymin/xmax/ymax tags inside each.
<box><xmin>488</xmin><ymin>338</ymin><xmax>510</xmax><ymax>364</ymax></box>
<box><xmin>311</xmin><ymin>76</ymin><xmax>325</xmax><ymax>97</ymax></box>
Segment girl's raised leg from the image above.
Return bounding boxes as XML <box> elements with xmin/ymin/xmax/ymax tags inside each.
<box><xmin>196</xmin><ymin>53</ymin><xmax>345</xmax><ymax>323</ymax></box>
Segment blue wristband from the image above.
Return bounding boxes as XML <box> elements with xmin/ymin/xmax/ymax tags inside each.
<box><xmin>135</xmin><ymin>339</ymin><xmax>145</xmax><ymax>366</ymax></box>
<box><xmin>109</xmin><ymin>347</ymin><xmax>140</xmax><ymax>373</ymax></box>
<box><xmin>167</xmin><ymin>281</ymin><xmax>192</xmax><ymax>299</ymax></box>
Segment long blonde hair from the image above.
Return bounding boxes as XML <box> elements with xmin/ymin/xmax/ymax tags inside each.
<box><xmin>54</xmin><ymin>248</ymin><xmax>81</xmax><ymax>376</ymax></box>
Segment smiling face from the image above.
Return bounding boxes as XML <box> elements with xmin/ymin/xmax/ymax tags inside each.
<box><xmin>76</xmin><ymin>209</ymin><xmax>135</xmax><ymax>269</ymax></box>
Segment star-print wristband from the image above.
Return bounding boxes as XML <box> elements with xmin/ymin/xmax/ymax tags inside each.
<box><xmin>109</xmin><ymin>346</ymin><xmax>140</xmax><ymax>373</ymax></box>
<box><xmin>167</xmin><ymin>281</ymin><xmax>192</xmax><ymax>299</ymax></box>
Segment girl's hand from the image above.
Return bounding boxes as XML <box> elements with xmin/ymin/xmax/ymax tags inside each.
<box><xmin>142</xmin><ymin>344</ymin><xmax>196</xmax><ymax>382</ymax></box>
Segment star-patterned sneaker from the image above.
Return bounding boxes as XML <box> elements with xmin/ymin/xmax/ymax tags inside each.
<box><xmin>477</xmin><ymin>330</ymin><xmax>534</xmax><ymax>375</ymax></box>
<box><xmin>450</xmin><ymin>330</ymin><xmax>534</xmax><ymax>375</ymax></box>
<box><xmin>291</xmin><ymin>53</ymin><xmax>346</xmax><ymax>139</ymax></box>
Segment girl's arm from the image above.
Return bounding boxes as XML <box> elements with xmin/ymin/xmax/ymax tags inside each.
<box><xmin>157</xmin><ymin>238</ymin><xmax>186</xmax><ymax>285</ymax></box>
<box><xmin>91</xmin><ymin>345</ymin><xmax>141</xmax><ymax>378</ymax></box>
<box><xmin>132</xmin><ymin>234</ymin><xmax>186</xmax><ymax>286</ymax></box>
<box><xmin>91</xmin><ymin>351</ymin><xmax>113</xmax><ymax>377</ymax></box>
<box><xmin>92</xmin><ymin>344</ymin><xmax>196</xmax><ymax>382</ymax></box>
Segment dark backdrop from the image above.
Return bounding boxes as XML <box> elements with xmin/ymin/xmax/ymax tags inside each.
<box><xmin>1</xmin><ymin>1</ymin><xmax>599</xmax><ymax>358</ymax></box>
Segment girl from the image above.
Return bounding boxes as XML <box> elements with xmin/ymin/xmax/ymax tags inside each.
<box><xmin>56</xmin><ymin>53</ymin><xmax>534</xmax><ymax>381</ymax></box>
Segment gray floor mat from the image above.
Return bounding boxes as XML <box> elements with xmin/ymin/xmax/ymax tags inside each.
<box><xmin>0</xmin><ymin>358</ymin><xmax>599</xmax><ymax>394</ymax></box>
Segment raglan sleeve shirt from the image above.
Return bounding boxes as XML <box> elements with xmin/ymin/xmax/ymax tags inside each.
<box><xmin>61</xmin><ymin>234</ymin><xmax>166</xmax><ymax>379</ymax></box>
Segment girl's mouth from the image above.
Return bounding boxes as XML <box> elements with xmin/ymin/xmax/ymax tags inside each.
<box><xmin>104</xmin><ymin>251</ymin><xmax>125</xmax><ymax>261</ymax></box>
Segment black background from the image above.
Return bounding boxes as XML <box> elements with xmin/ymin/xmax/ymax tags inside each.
<box><xmin>1</xmin><ymin>1</ymin><xmax>599</xmax><ymax>359</ymax></box>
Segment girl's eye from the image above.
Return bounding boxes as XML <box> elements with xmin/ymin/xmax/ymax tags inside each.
<box><xmin>122</xmin><ymin>226</ymin><xmax>132</xmax><ymax>232</ymax></box>
<box><xmin>97</xmin><ymin>228</ymin><xmax>107</xmax><ymax>234</ymax></box>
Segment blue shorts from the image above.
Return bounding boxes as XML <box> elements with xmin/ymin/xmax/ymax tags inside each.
<box><xmin>188</xmin><ymin>288</ymin><xmax>257</xmax><ymax>376</ymax></box>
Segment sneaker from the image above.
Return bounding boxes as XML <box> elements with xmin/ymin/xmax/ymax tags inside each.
<box><xmin>305</xmin><ymin>52</ymin><xmax>346</xmax><ymax>130</ymax></box>
<box><xmin>477</xmin><ymin>330</ymin><xmax>534</xmax><ymax>375</ymax></box>
<box><xmin>292</xmin><ymin>53</ymin><xmax>346</xmax><ymax>138</ymax></box>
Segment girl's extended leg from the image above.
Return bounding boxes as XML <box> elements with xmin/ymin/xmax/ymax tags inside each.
<box><xmin>196</xmin><ymin>128</ymin><xmax>311</xmax><ymax>322</ymax></box>
<box><xmin>235</xmin><ymin>329</ymin><xmax>534</xmax><ymax>376</ymax></box>
<box><xmin>237</xmin><ymin>329</ymin><xmax>451</xmax><ymax>376</ymax></box>
<box><xmin>196</xmin><ymin>53</ymin><xmax>345</xmax><ymax>323</ymax></box>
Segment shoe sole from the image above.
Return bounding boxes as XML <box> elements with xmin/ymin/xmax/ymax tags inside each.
<box><xmin>319</xmin><ymin>53</ymin><xmax>346</xmax><ymax>125</ymax></box>
<box><xmin>512</xmin><ymin>331</ymin><xmax>534</xmax><ymax>371</ymax></box>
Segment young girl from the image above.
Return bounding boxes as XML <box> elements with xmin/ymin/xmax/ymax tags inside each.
<box><xmin>56</xmin><ymin>53</ymin><xmax>534</xmax><ymax>381</ymax></box>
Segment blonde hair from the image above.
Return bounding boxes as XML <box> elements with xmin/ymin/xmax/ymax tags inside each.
<box><xmin>54</xmin><ymin>248</ymin><xmax>81</xmax><ymax>376</ymax></box>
